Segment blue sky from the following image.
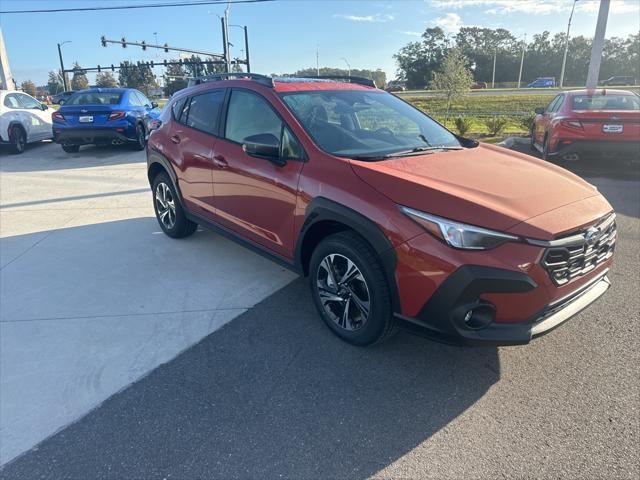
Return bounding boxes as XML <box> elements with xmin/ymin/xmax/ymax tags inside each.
<box><xmin>2</xmin><ymin>0</ymin><xmax>639</xmax><ymax>86</ymax></box>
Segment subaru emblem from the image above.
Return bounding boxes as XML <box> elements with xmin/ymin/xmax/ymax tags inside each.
<box><xmin>584</xmin><ymin>227</ymin><xmax>600</xmax><ymax>246</ymax></box>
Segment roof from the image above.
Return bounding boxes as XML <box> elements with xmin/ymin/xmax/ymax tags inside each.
<box><xmin>563</xmin><ymin>89</ymin><xmax>638</xmax><ymax>96</ymax></box>
<box><xmin>74</xmin><ymin>87</ymin><xmax>131</xmax><ymax>93</ymax></box>
<box><xmin>273</xmin><ymin>77</ymin><xmax>376</xmax><ymax>93</ymax></box>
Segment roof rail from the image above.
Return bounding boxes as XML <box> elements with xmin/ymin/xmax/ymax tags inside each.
<box><xmin>188</xmin><ymin>73</ymin><xmax>274</xmax><ymax>87</ymax></box>
<box><xmin>298</xmin><ymin>75</ymin><xmax>377</xmax><ymax>88</ymax></box>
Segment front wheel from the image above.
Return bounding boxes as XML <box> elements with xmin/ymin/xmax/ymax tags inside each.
<box><xmin>152</xmin><ymin>172</ymin><xmax>197</xmax><ymax>238</ymax></box>
<box><xmin>132</xmin><ymin>124</ymin><xmax>146</xmax><ymax>151</ymax></box>
<box><xmin>309</xmin><ymin>231</ymin><xmax>395</xmax><ymax>346</ymax></box>
<box><xmin>62</xmin><ymin>144</ymin><xmax>80</xmax><ymax>153</ymax></box>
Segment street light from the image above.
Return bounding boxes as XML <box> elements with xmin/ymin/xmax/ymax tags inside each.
<box><xmin>559</xmin><ymin>0</ymin><xmax>579</xmax><ymax>89</ymax></box>
<box><xmin>57</xmin><ymin>41</ymin><xmax>71</xmax><ymax>91</ymax></box>
<box><xmin>230</xmin><ymin>24</ymin><xmax>250</xmax><ymax>72</ymax></box>
<box><xmin>341</xmin><ymin>57</ymin><xmax>351</xmax><ymax>76</ymax></box>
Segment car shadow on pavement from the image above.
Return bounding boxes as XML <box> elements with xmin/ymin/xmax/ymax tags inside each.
<box><xmin>0</xmin><ymin>141</ymin><xmax>145</xmax><ymax>173</ymax></box>
<box><xmin>2</xmin><ymin>278</ymin><xmax>499</xmax><ymax>479</ymax></box>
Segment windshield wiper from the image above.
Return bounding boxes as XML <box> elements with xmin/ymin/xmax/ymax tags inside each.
<box><xmin>380</xmin><ymin>146</ymin><xmax>463</xmax><ymax>159</ymax></box>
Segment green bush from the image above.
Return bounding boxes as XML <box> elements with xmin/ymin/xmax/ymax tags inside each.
<box><xmin>454</xmin><ymin>116</ymin><xmax>472</xmax><ymax>136</ymax></box>
<box><xmin>483</xmin><ymin>116</ymin><xmax>509</xmax><ymax>136</ymax></box>
<box><xmin>518</xmin><ymin>113</ymin><xmax>536</xmax><ymax>132</ymax></box>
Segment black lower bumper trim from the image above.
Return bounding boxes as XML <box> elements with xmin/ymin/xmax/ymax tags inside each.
<box><xmin>555</xmin><ymin>140</ymin><xmax>640</xmax><ymax>156</ymax></box>
<box><xmin>54</xmin><ymin>129</ymin><xmax>133</xmax><ymax>146</ymax></box>
<box><xmin>396</xmin><ymin>265</ymin><xmax>610</xmax><ymax>346</ymax></box>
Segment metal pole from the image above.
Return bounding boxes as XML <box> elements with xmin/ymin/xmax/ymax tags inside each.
<box><xmin>0</xmin><ymin>27</ymin><xmax>16</xmax><ymax>90</ymax></box>
<box><xmin>223</xmin><ymin>5</ymin><xmax>231</xmax><ymax>72</ymax></box>
<box><xmin>316</xmin><ymin>43</ymin><xmax>319</xmax><ymax>76</ymax></box>
<box><xmin>518</xmin><ymin>34</ymin><xmax>526</xmax><ymax>89</ymax></box>
<box><xmin>586</xmin><ymin>0</ymin><xmax>610</xmax><ymax>89</ymax></box>
<box><xmin>244</xmin><ymin>25</ymin><xmax>250</xmax><ymax>72</ymax></box>
<box><xmin>492</xmin><ymin>49</ymin><xmax>496</xmax><ymax>89</ymax></box>
<box><xmin>57</xmin><ymin>43</ymin><xmax>68</xmax><ymax>91</ymax></box>
<box><xmin>341</xmin><ymin>57</ymin><xmax>350</xmax><ymax>76</ymax></box>
<box><xmin>559</xmin><ymin>0</ymin><xmax>578</xmax><ymax>89</ymax></box>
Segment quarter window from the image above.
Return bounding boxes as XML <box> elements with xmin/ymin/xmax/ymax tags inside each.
<box><xmin>3</xmin><ymin>94</ymin><xmax>21</xmax><ymax>109</ymax></box>
<box><xmin>184</xmin><ymin>90</ymin><xmax>225</xmax><ymax>135</ymax></box>
<box><xmin>172</xmin><ymin>97</ymin><xmax>187</xmax><ymax>121</ymax></box>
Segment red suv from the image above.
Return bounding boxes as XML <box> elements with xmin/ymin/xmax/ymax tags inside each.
<box><xmin>147</xmin><ymin>74</ymin><xmax>616</xmax><ymax>346</ymax></box>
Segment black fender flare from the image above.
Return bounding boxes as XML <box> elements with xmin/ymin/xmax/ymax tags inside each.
<box><xmin>7</xmin><ymin>121</ymin><xmax>26</xmax><ymax>140</ymax></box>
<box><xmin>147</xmin><ymin>148</ymin><xmax>185</xmax><ymax>208</ymax></box>
<box><xmin>295</xmin><ymin>197</ymin><xmax>401</xmax><ymax>314</ymax></box>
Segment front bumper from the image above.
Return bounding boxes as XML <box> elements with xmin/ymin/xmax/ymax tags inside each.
<box><xmin>53</xmin><ymin>128</ymin><xmax>135</xmax><ymax>146</ymax></box>
<box><xmin>395</xmin><ymin>266</ymin><xmax>611</xmax><ymax>346</ymax></box>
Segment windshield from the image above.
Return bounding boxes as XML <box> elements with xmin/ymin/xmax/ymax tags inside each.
<box><xmin>281</xmin><ymin>90</ymin><xmax>461</xmax><ymax>159</ymax></box>
<box><xmin>572</xmin><ymin>94</ymin><xmax>640</xmax><ymax>111</ymax></box>
<box><xmin>66</xmin><ymin>92</ymin><xmax>123</xmax><ymax>106</ymax></box>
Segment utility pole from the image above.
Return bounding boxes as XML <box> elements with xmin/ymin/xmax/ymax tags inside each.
<box><xmin>243</xmin><ymin>25</ymin><xmax>250</xmax><ymax>72</ymax></box>
<box><xmin>491</xmin><ymin>49</ymin><xmax>497</xmax><ymax>89</ymax></box>
<box><xmin>221</xmin><ymin>17</ymin><xmax>230</xmax><ymax>72</ymax></box>
<box><xmin>559</xmin><ymin>0</ymin><xmax>578</xmax><ymax>89</ymax></box>
<box><xmin>586</xmin><ymin>0</ymin><xmax>610</xmax><ymax>89</ymax></box>
<box><xmin>57</xmin><ymin>41</ymin><xmax>71</xmax><ymax>91</ymax></box>
<box><xmin>341</xmin><ymin>57</ymin><xmax>351</xmax><ymax>76</ymax></box>
<box><xmin>518</xmin><ymin>34</ymin><xmax>526</xmax><ymax>89</ymax></box>
<box><xmin>316</xmin><ymin>43</ymin><xmax>319</xmax><ymax>76</ymax></box>
<box><xmin>0</xmin><ymin>27</ymin><xmax>15</xmax><ymax>90</ymax></box>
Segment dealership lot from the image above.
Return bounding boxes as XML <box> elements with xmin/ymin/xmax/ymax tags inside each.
<box><xmin>1</xmin><ymin>142</ymin><xmax>639</xmax><ymax>478</ymax></box>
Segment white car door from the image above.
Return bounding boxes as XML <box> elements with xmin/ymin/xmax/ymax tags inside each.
<box><xmin>17</xmin><ymin>93</ymin><xmax>52</xmax><ymax>140</ymax></box>
<box><xmin>1</xmin><ymin>93</ymin><xmax>34</xmax><ymax>141</ymax></box>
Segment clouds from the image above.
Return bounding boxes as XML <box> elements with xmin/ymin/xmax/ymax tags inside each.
<box><xmin>429</xmin><ymin>0</ymin><xmax>639</xmax><ymax>16</ymax></box>
<box><xmin>333</xmin><ymin>13</ymin><xmax>394</xmax><ymax>23</ymax></box>
<box><xmin>433</xmin><ymin>13</ymin><xmax>463</xmax><ymax>33</ymax></box>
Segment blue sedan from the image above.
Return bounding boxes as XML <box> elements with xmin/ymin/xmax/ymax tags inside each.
<box><xmin>52</xmin><ymin>88</ymin><xmax>160</xmax><ymax>153</ymax></box>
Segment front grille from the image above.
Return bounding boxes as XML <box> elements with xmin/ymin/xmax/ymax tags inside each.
<box><xmin>542</xmin><ymin>215</ymin><xmax>616</xmax><ymax>286</ymax></box>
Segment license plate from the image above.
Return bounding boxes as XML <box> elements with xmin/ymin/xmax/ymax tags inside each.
<box><xmin>602</xmin><ymin>124</ymin><xmax>623</xmax><ymax>133</ymax></box>
<box><xmin>79</xmin><ymin>115</ymin><xmax>93</xmax><ymax>123</ymax></box>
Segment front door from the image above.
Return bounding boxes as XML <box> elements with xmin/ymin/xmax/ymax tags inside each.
<box><xmin>211</xmin><ymin>88</ymin><xmax>305</xmax><ymax>259</ymax></box>
<box><xmin>17</xmin><ymin>93</ymin><xmax>51</xmax><ymax>140</ymax></box>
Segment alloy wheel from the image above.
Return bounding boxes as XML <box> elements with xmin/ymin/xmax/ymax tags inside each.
<box><xmin>316</xmin><ymin>253</ymin><xmax>371</xmax><ymax>331</ymax></box>
<box><xmin>155</xmin><ymin>182</ymin><xmax>176</xmax><ymax>230</ymax></box>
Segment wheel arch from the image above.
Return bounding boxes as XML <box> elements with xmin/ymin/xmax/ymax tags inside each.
<box><xmin>295</xmin><ymin>197</ymin><xmax>401</xmax><ymax>314</ymax></box>
<box><xmin>147</xmin><ymin>149</ymin><xmax>185</xmax><ymax>208</ymax></box>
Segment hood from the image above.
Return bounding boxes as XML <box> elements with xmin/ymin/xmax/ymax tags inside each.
<box><xmin>350</xmin><ymin>143</ymin><xmax>605</xmax><ymax>239</ymax></box>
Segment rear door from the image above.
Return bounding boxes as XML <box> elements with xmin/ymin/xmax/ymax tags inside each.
<box><xmin>535</xmin><ymin>94</ymin><xmax>563</xmax><ymax>144</ymax></box>
<box><xmin>211</xmin><ymin>88</ymin><xmax>305</xmax><ymax>258</ymax></box>
<box><xmin>167</xmin><ymin>89</ymin><xmax>226</xmax><ymax>219</ymax></box>
<box><xmin>16</xmin><ymin>93</ymin><xmax>51</xmax><ymax>140</ymax></box>
<box><xmin>2</xmin><ymin>93</ymin><xmax>34</xmax><ymax>140</ymax></box>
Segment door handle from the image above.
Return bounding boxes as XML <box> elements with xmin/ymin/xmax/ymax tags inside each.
<box><xmin>170</xmin><ymin>135</ymin><xmax>181</xmax><ymax>144</ymax></box>
<box><xmin>213</xmin><ymin>154</ymin><xmax>228</xmax><ymax>168</ymax></box>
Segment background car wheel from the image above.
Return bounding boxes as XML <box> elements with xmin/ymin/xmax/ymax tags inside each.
<box><xmin>62</xmin><ymin>145</ymin><xmax>80</xmax><ymax>153</ymax></box>
<box><xmin>529</xmin><ymin>126</ymin><xmax>537</xmax><ymax>151</ymax></box>
<box><xmin>542</xmin><ymin>134</ymin><xmax>551</xmax><ymax>160</ymax></box>
<box><xmin>9</xmin><ymin>126</ymin><xmax>26</xmax><ymax>154</ymax></box>
<box><xmin>152</xmin><ymin>172</ymin><xmax>197</xmax><ymax>238</ymax></box>
<box><xmin>309</xmin><ymin>231</ymin><xmax>395</xmax><ymax>346</ymax></box>
<box><xmin>132</xmin><ymin>124</ymin><xmax>146</xmax><ymax>151</ymax></box>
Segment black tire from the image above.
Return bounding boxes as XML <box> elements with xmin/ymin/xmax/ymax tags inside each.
<box><xmin>529</xmin><ymin>126</ymin><xmax>536</xmax><ymax>151</ymax></box>
<box><xmin>62</xmin><ymin>144</ymin><xmax>80</xmax><ymax>153</ymax></box>
<box><xmin>542</xmin><ymin>134</ymin><xmax>551</xmax><ymax>160</ymax></box>
<box><xmin>132</xmin><ymin>123</ymin><xmax>146</xmax><ymax>151</ymax></box>
<box><xmin>151</xmin><ymin>172</ymin><xmax>197</xmax><ymax>238</ymax></box>
<box><xmin>309</xmin><ymin>231</ymin><xmax>395</xmax><ymax>346</ymax></box>
<box><xmin>9</xmin><ymin>125</ymin><xmax>26</xmax><ymax>154</ymax></box>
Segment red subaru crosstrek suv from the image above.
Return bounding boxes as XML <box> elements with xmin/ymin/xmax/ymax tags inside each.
<box><xmin>147</xmin><ymin>74</ymin><xmax>616</xmax><ymax>346</ymax></box>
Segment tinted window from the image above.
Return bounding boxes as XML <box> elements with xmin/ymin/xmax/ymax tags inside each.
<box><xmin>18</xmin><ymin>94</ymin><xmax>41</xmax><ymax>109</ymax></box>
<box><xmin>546</xmin><ymin>95</ymin><xmax>561</xmax><ymax>113</ymax></box>
<box><xmin>136</xmin><ymin>91</ymin><xmax>151</xmax><ymax>107</ymax></box>
<box><xmin>172</xmin><ymin>97</ymin><xmax>187</xmax><ymax>121</ymax></box>
<box><xmin>184</xmin><ymin>90</ymin><xmax>224</xmax><ymax>135</ymax></box>
<box><xmin>67</xmin><ymin>92</ymin><xmax>122</xmax><ymax>105</ymax></box>
<box><xmin>572</xmin><ymin>94</ymin><xmax>640</xmax><ymax>111</ymax></box>
<box><xmin>129</xmin><ymin>92</ymin><xmax>144</xmax><ymax>107</ymax></box>
<box><xmin>4</xmin><ymin>94</ymin><xmax>21</xmax><ymax>109</ymax></box>
<box><xmin>225</xmin><ymin>90</ymin><xmax>282</xmax><ymax>142</ymax></box>
<box><xmin>282</xmin><ymin>90</ymin><xmax>460</xmax><ymax>158</ymax></box>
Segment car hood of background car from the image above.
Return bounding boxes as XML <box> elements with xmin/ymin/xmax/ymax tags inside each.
<box><xmin>350</xmin><ymin>143</ymin><xmax>609</xmax><ymax>239</ymax></box>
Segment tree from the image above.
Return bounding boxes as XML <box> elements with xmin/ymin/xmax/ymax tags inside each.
<box><xmin>47</xmin><ymin>70</ymin><xmax>64</xmax><ymax>95</ymax></box>
<box><xmin>430</xmin><ymin>48</ymin><xmax>473</xmax><ymax>119</ymax></box>
<box><xmin>21</xmin><ymin>80</ymin><xmax>37</xmax><ymax>97</ymax></box>
<box><xmin>95</xmin><ymin>72</ymin><xmax>118</xmax><ymax>87</ymax></box>
<box><xmin>70</xmin><ymin>63</ymin><xmax>89</xmax><ymax>90</ymax></box>
<box><xmin>118</xmin><ymin>61</ymin><xmax>158</xmax><ymax>96</ymax></box>
<box><xmin>164</xmin><ymin>60</ymin><xmax>188</xmax><ymax>96</ymax></box>
<box><xmin>394</xmin><ymin>27</ymin><xmax>448</xmax><ymax>88</ymax></box>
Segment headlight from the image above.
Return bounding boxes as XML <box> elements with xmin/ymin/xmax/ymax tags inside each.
<box><xmin>400</xmin><ymin>206</ymin><xmax>520</xmax><ymax>250</ymax></box>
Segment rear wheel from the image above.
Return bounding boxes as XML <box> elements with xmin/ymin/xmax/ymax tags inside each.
<box><xmin>132</xmin><ymin>123</ymin><xmax>146</xmax><ymax>151</ymax></box>
<box><xmin>9</xmin><ymin>126</ymin><xmax>26</xmax><ymax>154</ymax></box>
<box><xmin>542</xmin><ymin>134</ymin><xmax>551</xmax><ymax>160</ymax></box>
<box><xmin>309</xmin><ymin>231</ymin><xmax>395</xmax><ymax>346</ymax></box>
<box><xmin>152</xmin><ymin>172</ymin><xmax>197</xmax><ymax>238</ymax></box>
<box><xmin>62</xmin><ymin>144</ymin><xmax>80</xmax><ymax>153</ymax></box>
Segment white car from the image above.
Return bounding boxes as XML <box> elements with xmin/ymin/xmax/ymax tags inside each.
<box><xmin>0</xmin><ymin>90</ymin><xmax>53</xmax><ymax>154</ymax></box>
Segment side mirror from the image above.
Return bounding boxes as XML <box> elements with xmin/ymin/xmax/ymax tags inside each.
<box><xmin>151</xmin><ymin>101</ymin><xmax>159</xmax><ymax>109</ymax></box>
<box><xmin>534</xmin><ymin>107</ymin><xmax>545</xmax><ymax>115</ymax></box>
<box><xmin>242</xmin><ymin>133</ymin><xmax>284</xmax><ymax>165</ymax></box>
<box><xmin>59</xmin><ymin>99</ymin><xmax>66</xmax><ymax>105</ymax></box>
<box><xmin>40</xmin><ymin>103</ymin><xmax>48</xmax><ymax>111</ymax></box>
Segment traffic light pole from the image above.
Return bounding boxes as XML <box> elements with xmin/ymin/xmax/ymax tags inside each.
<box><xmin>57</xmin><ymin>43</ymin><xmax>69</xmax><ymax>91</ymax></box>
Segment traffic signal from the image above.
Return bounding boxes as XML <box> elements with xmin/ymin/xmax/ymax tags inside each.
<box><xmin>97</xmin><ymin>65</ymin><xmax>101</xmax><ymax>72</ymax></box>
<box><xmin>141</xmin><ymin>41</ymin><xmax>146</xmax><ymax>51</ymax></box>
<box><xmin>101</xmin><ymin>35</ymin><xmax>107</xmax><ymax>47</ymax></box>
<box><xmin>150</xmin><ymin>61</ymin><xmax>155</xmax><ymax>68</ymax></box>
<box><xmin>111</xmin><ymin>64</ymin><xmax>115</xmax><ymax>71</ymax></box>
<box><xmin>121</xmin><ymin>37</ymin><xmax>127</xmax><ymax>48</ymax></box>
<box><xmin>164</xmin><ymin>43</ymin><xmax>169</xmax><ymax>53</ymax></box>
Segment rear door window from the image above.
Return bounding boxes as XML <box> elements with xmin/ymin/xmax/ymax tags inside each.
<box><xmin>4</xmin><ymin>94</ymin><xmax>22</xmax><ymax>109</ymax></box>
<box><xmin>17</xmin><ymin>94</ymin><xmax>41</xmax><ymax>109</ymax></box>
<box><xmin>184</xmin><ymin>89</ymin><xmax>225</xmax><ymax>135</ymax></box>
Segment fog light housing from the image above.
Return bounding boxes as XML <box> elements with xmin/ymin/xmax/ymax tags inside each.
<box><xmin>460</xmin><ymin>303</ymin><xmax>496</xmax><ymax>330</ymax></box>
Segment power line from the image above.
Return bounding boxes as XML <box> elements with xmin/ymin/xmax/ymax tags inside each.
<box><xmin>0</xmin><ymin>0</ymin><xmax>273</xmax><ymax>15</ymax></box>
